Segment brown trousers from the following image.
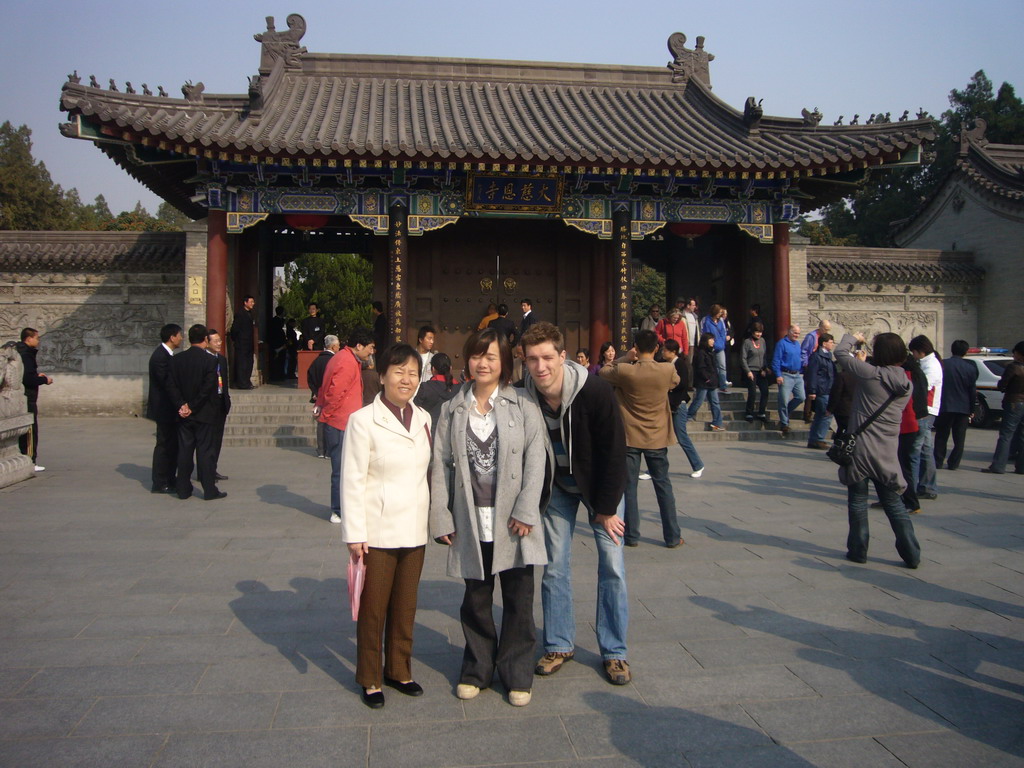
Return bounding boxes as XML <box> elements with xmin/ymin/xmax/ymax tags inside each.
<box><xmin>356</xmin><ymin>545</ymin><xmax>425</xmax><ymax>689</ymax></box>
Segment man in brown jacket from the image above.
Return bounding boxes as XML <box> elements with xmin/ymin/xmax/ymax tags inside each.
<box><xmin>600</xmin><ymin>329</ymin><xmax>682</xmax><ymax>548</ymax></box>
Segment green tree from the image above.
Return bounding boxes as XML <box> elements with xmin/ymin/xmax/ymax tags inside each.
<box><xmin>64</xmin><ymin>191</ymin><xmax>112</xmax><ymax>230</ymax></box>
<box><xmin>156</xmin><ymin>201</ymin><xmax>192</xmax><ymax>230</ymax></box>
<box><xmin>0</xmin><ymin>122</ymin><xmax>71</xmax><ymax>230</ymax></box>
<box><xmin>815</xmin><ymin>70</ymin><xmax>1024</xmax><ymax>246</ymax></box>
<box><xmin>631</xmin><ymin>264</ymin><xmax>666</xmax><ymax>327</ymax></box>
<box><xmin>278</xmin><ymin>253</ymin><xmax>374</xmax><ymax>342</ymax></box>
<box><xmin>104</xmin><ymin>201</ymin><xmax>176</xmax><ymax>231</ymax></box>
<box><xmin>796</xmin><ymin>216</ymin><xmax>858</xmax><ymax>246</ymax></box>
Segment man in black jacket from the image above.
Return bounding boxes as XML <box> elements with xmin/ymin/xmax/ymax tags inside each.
<box><xmin>146</xmin><ymin>323</ymin><xmax>183</xmax><ymax>492</ymax></box>
<box><xmin>206</xmin><ymin>328</ymin><xmax>232</xmax><ymax>481</ymax></box>
<box><xmin>521</xmin><ymin>322</ymin><xmax>631</xmax><ymax>686</ymax></box>
<box><xmin>169</xmin><ymin>324</ymin><xmax>226</xmax><ymax>501</ymax></box>
<box><xmin>16</xmin><ymin>328</ymin><xmax>53</xmax><ymax>471</ymax></box>
<box><xmin>934</xmin><ymin>339</ymin><xmax>978</xmax><ymax>471</ymax></box>
<box><xmin>487</xmin><ymin>304</ymin><xmax>517</xmax><ymax>345</ymax></box>
<box><xmin>230</xmin><ymin>295</ymin><xmax>256</xmax><ymax>389</ymax></box>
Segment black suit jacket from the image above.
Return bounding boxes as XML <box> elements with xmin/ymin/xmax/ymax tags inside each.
<box><xmin>940</xmin><ymin>356</ymin><xmax>978</xmax><ymax>415</ymax></box>
<box><xmin>169</xmin><ymin>345</ymin><xmax>219</xmax><ymax>424</ymax></box>
<box><xmin>231</xmin><ymin>308</ymin><xmax>255</xmax><ymax>349</ymax></box>
<box><xmin>488</xmin><ymin>316</ymin><xmax>517</xmax><ymax>345</ymax></box>
<box><xmin>146</xmin><ymin>344</ymin><xmax>178</xmax><ymax>423</ymax></box>
<box><xmin>519</xmin><ymin>311</ymin><xmax>539</xmax><ymax>338</ymax></box>
<box><xmin>210</xmin><ymin>352</ymin><xmax>231</xmax><ymax>418</ymax></box>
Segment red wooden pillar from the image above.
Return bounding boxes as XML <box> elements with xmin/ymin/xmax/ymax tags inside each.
<box><xmin>388</xmin><ymin>197</ymin><xmax>409</xmax><ymax>346</ymax></box>
<box><xmin>772</xmin><ymin>222</ymin><xmax>791</xmax><ymax>337</ymax></box>
<box><xmin>206</xmin><ymin>210</ymin><xmax>227</xmax><ymax>332</ymax></box>
<box><xmin>589</xmin><ymin>244</ymin><xmax>609</xmax><ymax>355</ymax></box>
<box><xmin>611</xmin><ymin>205</ymin><xmax>632</xmax><ymax>351</ymax></box>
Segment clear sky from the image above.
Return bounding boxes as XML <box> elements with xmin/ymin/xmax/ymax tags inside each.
<box><xmin>4</xmin><ymin>0</ymin><xmax>1022</xmax><ymax>216</ymax></box>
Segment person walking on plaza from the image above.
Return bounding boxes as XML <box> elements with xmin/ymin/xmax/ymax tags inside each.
<box><xmin>307</xmin><ymin>335</ymin><xmax>340</xmax><ymax>458</ymax></box>
<box><xmin>740</xmin><ymin>321</ymin><xmax>770</xmax><ymax>423</ymax></box>
<box><xmin>169</xmin><ymin>324</ymin><xmax>226</xmax><ymax>501</ymax></box>
<box><xmin>520</xmin><ymin>322</ymin><xmax>631</xmax><ymax>686</ymax></box>
<box><xmin>230</xmin><ymin>295</ymin><xmax>256</xmax><ymax>389</ymax></box>
<box><xmin>934</xmin><ymin>340</ymin><xmax>978</xmax><ymax>471</ymax></box>
<box><xmin>688</xmin><ymin>332</ymin><xmax>724</xmax><ymax>431</ymax></box>
<box><xmin>772</xmin><ymin>324</ymin><xmax>805</xmax><ymax>435</ymax></box>
<box><xmin>800</xmin><ymin>318</ymin><xmax>832</xmax><ymax>371</ymax></box>
<box><xmin>430</xmin><ymin>328</ymin><xmax>547</xmax><ymax>707</ymax></box>
<box><xmin>147</xmin><ymin>323</ymin><xmax>182</xmax><ymax>492</ymax></box>
<box><xmin>342</xmin><ymin>344</ymin><xmax>432</xmax><ymax>709</ymax></box>
<box><xmin>654</xmin><ymin>308</ymin><xmax>689</xmax><ymax>358</ymax></box>
<box><xmin>663</xmin><ymin>340</ymin><xmax>704</xmax><ymax>477</ymax></box>
<box><xmin>701</xmin><ymin>304</ymin><xmax>729</xmax><ymax>391</ymax></box>
<box><xmin>805</xmin><ymin>333</ymin><xmax>836</xmax><ymax>449</ymax></box>
<box><xmin>601</xmin><ymin>329</ymin><xmax>682</xmax><ymax>548</ymax></box>
<box><xmin>206</xmin><ymin>329</ymin><xmax>231</xmax><ymax>481</ymax></box>
<box><xmin>835</xmin><ymin>331</ymin><xmax>920</xmax><ymax>569</ymax></box>
<box><xmin>315</xmin><ymin>328</ymin><xmax>375</xmax><ymax>524</ymax></box>
<box><xmin>908</xmin><ymin>335</ymin><xmax>942</xmax><ymax>500</ymax></box>
<box><xmin>982</xmin><ymin>341</ymin><xmax>1024</xmax><ymax>475</ymax></box>
<box><xmin>15</xmin><ymin>328</ymin><xmax>52</xmax><ymax>472</ymax></box>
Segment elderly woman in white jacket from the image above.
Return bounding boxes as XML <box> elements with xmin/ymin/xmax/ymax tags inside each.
<box><xmin>342</xmin><ymin>343</ymin><xmax>432</xmax><ymax>709</ymax></box>
<box><xmin>430</xmin><ymin>328</ymin><xmax>547</xmax><ymax>707</ymax></box>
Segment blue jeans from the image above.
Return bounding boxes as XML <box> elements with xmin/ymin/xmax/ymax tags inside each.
<box><xmin>990</xmin><ymin>401</ymin><xmax>1024</xmax><ymax>473</ymax></box>
<box><xmin>912</xmin><ymin>415</ymin><xmax>937</xmax><ymax>494</ymax></box>
<box><xmin>672</xmin><ymin>407</ymin><xmax>704</xmax><ymax>472</ymax></box>
<box><xmin>777</xmin><ymin>372</ymin><xmax>805</xmax><ymax>427</ymax></box>
<box><xmin>624</xmin><ymin>447</ymin><xmax>679</xmax><ymax>546</ymax></box>
<box><xmin>809</xmin><ymin>395</ymin><xmax>832</xmax><ymax>443</ymax></box>
<box><xmin>847</xmin><ymin>477</ymin><xmax>921</xmax><ymax>567</ymax></box>
<box><xmin>715</xmin><ymin>349</ymin><xmax>728</xmax><ymax>389</ymax></box>
<box><xmin>688</xmin><ymin>387</ymin><xmax>722</xmax><ymax>427</ymax></box>
<box><xmin>324</xmin><ymin>424</ymin><xmax>345</xmax><ymax>515</ymax></box>
<box><xmin>541</xmin><ymin>485</ymin><xmax>628</xmax><ymax>661</ymax></box>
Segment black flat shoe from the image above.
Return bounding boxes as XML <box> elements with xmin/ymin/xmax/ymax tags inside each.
<box><xmin>383</xmin><ymin>678</ymin><xmax>424</xmax><ymax>696</ymax></box>
<box><xmin>361</xmin><ymin>688</ymin><xmax>385</xmax><ymax>708</ymax></box>
<box><xmin>845</xmin><ymin>553</ymin><xmax>867</xmax><ymax>564</ymax></box>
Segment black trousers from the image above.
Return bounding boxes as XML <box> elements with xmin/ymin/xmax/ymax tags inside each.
<box><xmin>933</xmin><ymin>412</ymin><xmax>970</xmax><ymax>470</ymax></box>
<box><xmin>212</xmin><ymin>415</ymin><xmax>226</xmax><ymax>469</ymax></box>
<box><xmin>745</xmin><ymin>373</ymin><xmax>770</xmax><ymax>415</ymax></box>
<box><xmin>234</xmin><ymin>345</ymin><xmax>254</xmax><ymax>388</ymax></box>
<box><xmin>898</xmin><ymin>430</ymin><xmax>921</xmax><ymax>512</ymax></box>
<box><xmin>151</xmin><ymin>420</ymin><xmax>179</xmax><ymax>489</ymax></box>
<box><xmin>176</xmin><ymin>419</ymin><xmax>218</xmax><ymax>498</ymax></box>
<box><xmin>18</xmin><ymin>400</ymin><xmax>38</xmax><ymax>462</ymax></box>
<box><xmin>460</xmin><ymin>542</ymin><xmax>536</xmax><ymax>692</ymax></box>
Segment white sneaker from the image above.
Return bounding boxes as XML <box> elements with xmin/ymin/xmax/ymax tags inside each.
<box><xmin>330</xmin><ymin>513</ymin><xmax>341</xmax><ymax>524</ymax></box>
<box><xmin>690</xmin><ymin>468</ymin><xmax>704</xmax><ymax>478</ymax></box>
<box><xmin>456</xmin><ymin>683</ymin><xmax>480</xmax><ymax>700</ymax></box>
<box><xmin>34</xmin><ymin>465</ymin><xmax>45</xmax><ymax>472</ymax></box>
<box><xmin>508</xmin><ymin>689</ymin><xmax>532</xmax><ymax>707</ymax></box>
<box><xmin>638</xmin><ymin>473</ymin><xmax>651</xmax><ymax>480</ymax></box>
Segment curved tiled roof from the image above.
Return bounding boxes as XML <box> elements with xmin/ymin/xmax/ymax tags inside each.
<box><xmin>60</xmin><ymin>39</ymin><xmax>935</xmax><ymax>177</ymax></box>
<box><xmin>955</xmin><ymin>141</ymin><xmax>1024</xmax><ymax>201</ymax></box>
<box><xmin>0</xmin><ymin>232</ymin><xmax>184</xmax><ymax>272</ymax></box>
<box><xmin>807</xmin><ymin>258</ymin><xmax>984</xmax><ymax>284</ymax></box>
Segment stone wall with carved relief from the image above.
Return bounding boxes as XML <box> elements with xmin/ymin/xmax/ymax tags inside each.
<box><xmin>0</xmin><ymin>231</ymin><xmax>185</xmax><ymax>415</ymax></box>
<box><xmin>798</xmin><ymin>244</ymin><xmax>982</xmax><ymax>354</ymax></box>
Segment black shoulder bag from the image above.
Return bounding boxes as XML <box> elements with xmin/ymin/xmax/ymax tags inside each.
<box><xmin>827</xmin><ymin>386</ymin><xmax>903</xmax><ymax>466</ymax></box>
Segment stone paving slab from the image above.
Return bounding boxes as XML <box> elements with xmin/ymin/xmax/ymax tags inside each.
<box><xmin>0</xmin><ymin>417</ymin><xmax>1022</xmax><ymax>767</ymax></box>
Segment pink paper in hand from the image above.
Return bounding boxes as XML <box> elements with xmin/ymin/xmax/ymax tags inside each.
<box><xmin>347</xmin><ymin>557</ymin><xmax>366</xmax><ymax>621</ymax></box>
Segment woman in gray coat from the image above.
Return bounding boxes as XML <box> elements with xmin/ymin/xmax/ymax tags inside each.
<box><xmin>835</xmin><ymin>331</ymin><xmax>920</xmax><ymax>568</ymax></box>
<box><xmin>430</xmin><ymin>328</ymin><xmax>547</xmax><ymax>706</ymax></box>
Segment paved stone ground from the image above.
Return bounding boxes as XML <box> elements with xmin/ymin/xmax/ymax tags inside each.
<box><xmin>1</xmin><ymin>417</ymin><xmax>1022</xmax><ymax>767</ymax></box>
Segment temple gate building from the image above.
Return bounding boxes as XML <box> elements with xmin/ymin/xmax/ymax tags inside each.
<box><xmin>55</xmin><ymin>12</ymin><xmax>935</xmax><ymax>377</ymax></box>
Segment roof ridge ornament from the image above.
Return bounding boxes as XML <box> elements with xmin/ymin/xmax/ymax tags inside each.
<box><xmin>960</xmin><ymin>117</ymin><xmax>988</xmax><ymax>155</ymax></box>
<box><xmin>801</xmin><ymin>107</ymin><xmax>822</xmax><ymax>127</ymax></box>
<box><xmin>744</xmin><ymin>98</ymin><xmax>763</xmax><ymax>133</ymax></box>
<box><xmin>666</xmin><ymin>32</ymin><xmax>713</xmax><ymax>88</ymax></box>
<box><xmin>182</xmin><ymin>81</ymin><xmax>205</xmax><ymax>102</ymax></box>
<box><xmin>254</xmin><ymin>13</ymin><xmax>307</xmax><ymax>71</ymax></box>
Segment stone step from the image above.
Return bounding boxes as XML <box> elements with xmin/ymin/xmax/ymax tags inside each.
<box><xmin>222</xmin><ymin>435</ymin><xmax>315</xmax><ymax>448</ymax></box>
<box><xmin>229</xmin><ymin>405</ymin><xmax>315</xmax><ymax>417</ymax></box>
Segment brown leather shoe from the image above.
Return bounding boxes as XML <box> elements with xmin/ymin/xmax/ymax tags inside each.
<box><xmin>535</xmin><ymin>651</ymin><xmax>574</xmax><ymax>676</ymax></box>
<box><xmin>604</xmin><ymin>659</ymin><xmax>631</xmax><ymax>685</ymax></box>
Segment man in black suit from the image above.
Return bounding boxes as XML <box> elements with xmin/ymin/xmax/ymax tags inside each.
<box><xmin>519</xmin><ymin>298</ymin><xmax>539</xmax><ymax>338</ymax></box>
<box><xmin>934</xmin><ymin>339</ymin><xmax>979</xmax><ymax>471</ymax></box>
<box><xmin>300</xmin><ymin>303</ymin><xmax>327</xmax><ymax>351</ymax></box>
<box><xmin>206</xmin><ymin>328</ymin><xmax>232</xmax><ymax>481</ymax></box>
<box><xmin>169</xmin><ymin>324</ymin><xmax>226</xmax><ymax>501</ymax></box>
<box><xmin>488</xmin><ymin>303</ymin><xmax>517</xmax><ymax>345</ymax></box>
<box><xmin>146</xmin><ymin>323</ymin><xmax>183</xmax><ymax>493</ymax></box>
<box><xmin>230</xmin><ymin>295</ymin><xmax>256</xmax><ymax>389</ymax></box>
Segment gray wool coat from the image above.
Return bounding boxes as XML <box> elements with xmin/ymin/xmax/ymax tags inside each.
<box><xmin>429</xmin><ymin>383</ymin><xmax>548</xmax><ymax>580</ymax></box>
<box><xmin>835</xmin><ymin>334</ymin><xmax>911</xmax><ymax>492</ymax></box>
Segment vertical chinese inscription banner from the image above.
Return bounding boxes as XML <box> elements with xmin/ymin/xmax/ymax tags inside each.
<box><xmin>612</xmin><ymin>207</ymin><xmax>632</xmax><ymax>351</ymax></box>
<box><xmin>388</xmin><ymin>200</ymin><xmax>408</xmax><ymax>345</ymax></box>
<box><xmin>465</xmin><ymin>173</ymin><xmax>563</xmax><ymax>213</ymax></box>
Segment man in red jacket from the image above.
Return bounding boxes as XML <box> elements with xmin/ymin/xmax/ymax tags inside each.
<box><xmin>315</xmin><ymin>327</ymin><xmax>376</xmax><ymax>523</ymax></box>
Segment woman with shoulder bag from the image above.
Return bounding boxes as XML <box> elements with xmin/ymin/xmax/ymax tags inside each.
<box><xmin>835</xmin><ymin>332</ymin><xmax>920</xmax><ymax>569</ymax></box>
<box><xmin>429</xmin><ymin>328</ymin><xmax>548</xmax><ymax>707</ymax></box>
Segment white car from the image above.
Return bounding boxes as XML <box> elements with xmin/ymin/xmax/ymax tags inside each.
<box><xmin>965</xmin><ymin>350</ymin><xmax>1013</xmax><ymax>427</ymax></box>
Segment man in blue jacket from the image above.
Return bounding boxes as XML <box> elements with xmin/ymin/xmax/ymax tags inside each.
<box><xmin>521</xmin><ymin>322</ymin><xmax>631</xmax><ymax>686</ymax></box>
<box><xmin>772</xmin><ymin>324</ymin><xmax>805</xmax><ymax>435</ymax></box>
<box><xmin>804</xmin><ymin>333</ymin><xmax>836</xmax><ymax>448</ymax></box>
